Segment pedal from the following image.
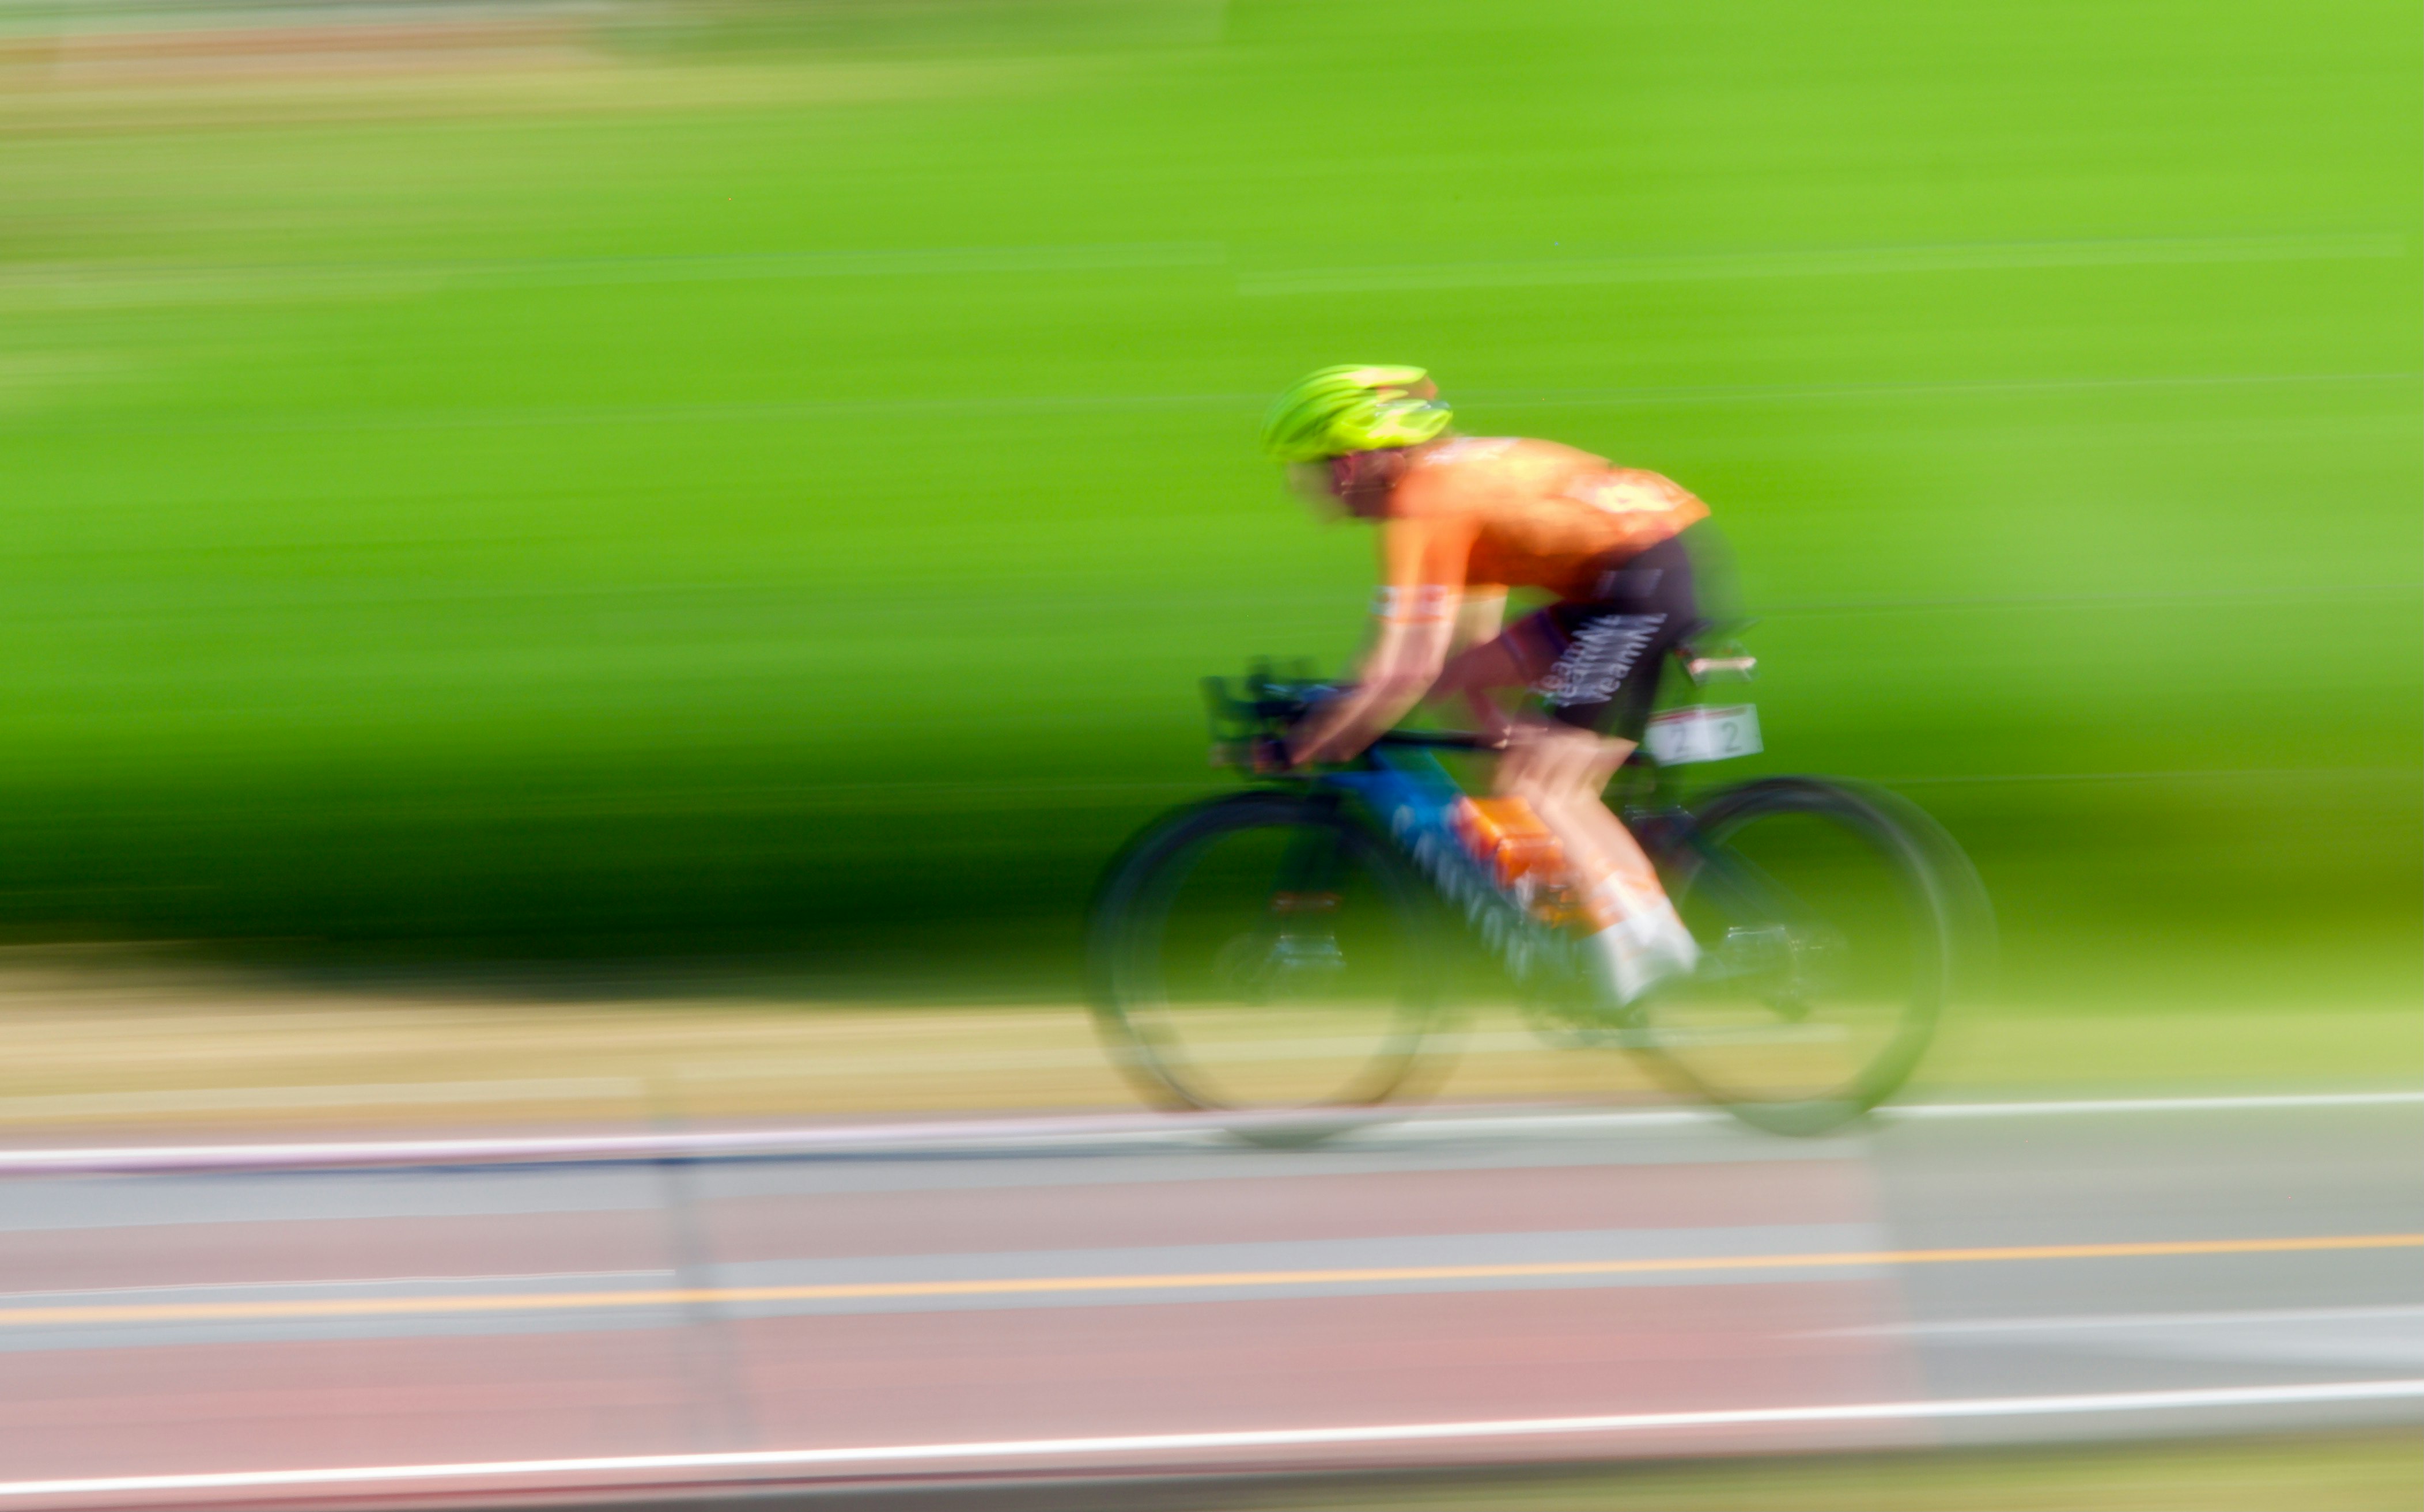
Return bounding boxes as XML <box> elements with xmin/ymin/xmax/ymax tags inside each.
<box><xmin>1518</xmin><ymin>972</ymin><xmax>1643</xmax><ymax>1049</ymax></box>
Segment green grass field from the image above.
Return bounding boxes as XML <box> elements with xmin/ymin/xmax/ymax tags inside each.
<box><xmin>0</xmin><ymin>0</ymin><xmax>2417</xmax><ymax>1011</ymax></box>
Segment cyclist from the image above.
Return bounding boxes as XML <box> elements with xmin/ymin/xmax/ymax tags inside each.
<box><xmin>1263</xmin><ymin>363</ymin><xmax>1713</xmax><ymax>1004</ymax></box>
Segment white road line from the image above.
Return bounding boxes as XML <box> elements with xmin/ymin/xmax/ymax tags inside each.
<box><xmin>1887</xmin><ymin>1090</ymin><xmax>2424</xmax><ymax>1120</ymax></box>
<box><xmin>2</xmin><ymin>1380</ymin><xmax>2418</xmax><ymax>1498</ymax></box>
<box><xmin>0</xmin><ymin>1090</ymin><xmax>2415</xmax><ymax>1177</ymax></box>
<box><xmin>0</xmin><ymin>1271</ymin><xmax>674</xmax><ymax>1305</ymax></box>
<box><xmin>1819</xmin><ymin>1303</ymin><xmax>2424</xmax><ymax>1338</ymax></box>
<box><xmin>7</xmin><ymin>1073</ymin><xmax>2413</xmax><ymax>1130</ymax></box>
<box><xmin>1405</xmin><ymin>1090</ymin><xmax>2424</xmax><ymax>1136</ymax></box>
<box><xmin>0</xmin><ymin>1106</ymin><xmax>1344</xmax><ymax>1176</ymax></box>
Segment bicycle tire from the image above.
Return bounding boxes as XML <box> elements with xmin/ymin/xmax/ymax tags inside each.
<box><xmin>1085</xmin><ymin>791</ymin><xmax>1448</xmax><ymax>1143</ymax></box>
<box><xmin>1633</xmin><ymin>776</ymin><xmax>1979</xmax><ymax>1135</ymax></box>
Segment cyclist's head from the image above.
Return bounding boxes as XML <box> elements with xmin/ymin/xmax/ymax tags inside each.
<box><xmin>1260</xmin><ymin>365</ymin><xmax>1453</xmax><ymax>464</ymax></box>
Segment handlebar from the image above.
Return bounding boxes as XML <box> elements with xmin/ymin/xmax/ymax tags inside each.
<box><xmin>1202</xmin><ymin>638</ymin><xmax>1753</xmax><ymax>772</ymax></box>
<box><xmin>1371</xmin><ymin>729</ymin><xmax>1495</xmax><ymax>751</ymax></box>
<box><xmin>1682</xmin><ymin>650</ymin><xmax>1757</xmax><ymax>684</ymax></box>
<box><xmin>1203</xmin><ymin>664</ymin><xmax>1497</xmax><ymax>771</ymax></box>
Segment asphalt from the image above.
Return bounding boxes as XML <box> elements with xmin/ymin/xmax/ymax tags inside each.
<box><xmin>0</xmin><ymin>1094</ymin><xmax>2417</xmax><ymax>1507</ymax></box>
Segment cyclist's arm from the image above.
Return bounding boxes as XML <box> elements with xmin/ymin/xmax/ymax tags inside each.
<box><xmin>1288</xmin><ymin>514</ymin><xmax>1471</xmax><ymax>765</ymax></box>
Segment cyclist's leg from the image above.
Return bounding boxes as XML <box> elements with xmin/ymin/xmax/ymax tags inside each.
<box><xmin>1436</xmin><ymin>541</ymin><xmax>1692</xmax><ymax>871</ymax></box>
<box><xmin>1447</xmin><ymin>617</ymin><xmax>1651</xmax><ymax>888</ymax></box>
<box><xmin>1540</xmin><ymin>732</ymin><xmax>1633</xmax><ymax>864</ymax></box>
<box><xmin>1451</xmin><ymin>641</ymin><xmax>1676</xmax><ymax>947</ymax></box>
<box><xmin>1496</xmin><ymin>723</ymin><xmax>1629</xmax><ymax>881</ymax></box>
<box><xmin>1495</xmin><ymin>540</ymin><xmax>1703</xmax><ymax>1001</ymax></box>
<box><xmin>1494</xmin><ymin>722</ymin><xmax>1689</xmax><ymax>1004</ymax></box>
<box><xmin>1436</xmin><ymin>633</ymin><xmax>1629</xmax><ymax>885</ymax></box>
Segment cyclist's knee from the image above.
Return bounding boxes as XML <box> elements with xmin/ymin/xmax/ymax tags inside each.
<box><xmin>1582</xmin><ymin>736</ymin><xmax>1636</xmax><ymax>790</ymax></box>
<box><xmin>1493</xmin><ymin>748</ymin><xmax>1552</xmax><ymax>802</ymax></box>
<box><xmin>1492</xmin><ymin>728</ymin><xmax>1559</xmax><ymax>799</ymax></box>
<box><xmin>1530</xmin><ymin>732</ymin><xmax>1632</xmax><ymax>811</ymax></box>
<box><xmin>1502</xmin><ymin>725</ymin><xmax>1583</xmax><ymax>797</ymax></box>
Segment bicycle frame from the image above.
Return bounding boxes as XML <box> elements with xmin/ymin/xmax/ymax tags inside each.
<box><xmin>1203</xmin><ymin>665</ymin><xmax>1744</xmax><ymax>999</ymax></box>
<box><xmin>1319</xmin><ymin>744</ymin><xmax>1578</xmax><ymax>989</ymax></box>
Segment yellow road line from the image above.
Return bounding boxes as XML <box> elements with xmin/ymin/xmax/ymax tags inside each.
<box><xmin>7</xmin><ymin>1233</ymin><xmax>2417</xmax><ymax>1329</ymax></box>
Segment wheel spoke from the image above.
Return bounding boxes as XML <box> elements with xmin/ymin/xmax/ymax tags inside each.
<box><xmin>1088</xmin><ymin>796</ymin><xmax>1442</xmax><ymax>1126</ymax></box>
<box><xmin>1632</xmin><ymin>779</ymin><xmax>1956</xmax><ymax>1133</ymax></box>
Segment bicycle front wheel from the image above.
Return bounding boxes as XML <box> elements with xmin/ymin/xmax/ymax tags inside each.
<box><xmin>1637</xmin><ymin>778</ymin><xmax>1973</xmax><ymax>1135</ymax></box>
<box><xmin>1086</xmin><ymin>792</ymin><xmax>1446</xmax><ymax>1135</ymax></box>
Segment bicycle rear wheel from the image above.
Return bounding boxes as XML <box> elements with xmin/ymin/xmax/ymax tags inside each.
<box><xmin>1086</xmin><ymin>792</ymin><xmax>1446</xmax><ymax>1139</ymax></box>
<box><xmin>1636</xmin><ymin>778</ymin><xmax>1973</xmax><ymax>1135</ymax></box>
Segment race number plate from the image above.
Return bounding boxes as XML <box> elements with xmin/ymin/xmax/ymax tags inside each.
<box><xmin>1644</xmin><ymin>704</ymin><xmax>1761</xmax><ymax>765</ymax></box>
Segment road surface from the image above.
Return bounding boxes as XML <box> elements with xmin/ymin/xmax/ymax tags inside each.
<box><xmin>0</xmin><ymin>1093</ymin><xmax>2417</xmax><ymax>1505</ymax></box>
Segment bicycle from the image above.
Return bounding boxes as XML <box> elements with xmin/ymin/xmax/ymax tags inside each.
<box><xmin>1084</xmin><ymin>657</ymin><xmax>1992</xmax><ymax>1139</ymax></box>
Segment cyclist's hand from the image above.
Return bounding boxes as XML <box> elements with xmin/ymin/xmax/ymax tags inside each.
<box><xmin>1273</xmin><ymin>683</ymin><xmax>1352</xmax><ymax>771</ymax></box>
<box><xmin>1250</xmin><ymin>734</ymin><xmax>1298</xmax><ymax>775</ymax></box>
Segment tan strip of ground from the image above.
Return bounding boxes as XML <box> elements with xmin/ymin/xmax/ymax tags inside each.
<box><xmin>0</xmin><ymin>957</ymin><xmax>2412</xmax><ymax>1128</ymax></box>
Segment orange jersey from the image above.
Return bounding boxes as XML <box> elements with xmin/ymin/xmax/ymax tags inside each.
<box><xmin>1376</xmin><ymin>437</ymin><xmax>1707</xmax><ymax>609</ymax></box>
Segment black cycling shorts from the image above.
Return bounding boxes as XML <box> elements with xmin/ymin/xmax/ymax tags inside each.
<box><xmin>1502</xmin><ymin>532</ymin><xmax>1700</xmax><ymax>740</ymax></box>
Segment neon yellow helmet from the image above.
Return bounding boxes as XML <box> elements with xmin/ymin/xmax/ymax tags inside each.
<box><xmin>1259</xmin><ymin>364</ymin><xmax>1453</xmax><ymax>463</ymax></box>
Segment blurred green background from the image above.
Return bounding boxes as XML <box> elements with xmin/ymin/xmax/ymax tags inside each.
<box><xmin>0</xmin><ymin>0</ymin><xmax>2415</xmax><ymax>1009</ymax></box>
